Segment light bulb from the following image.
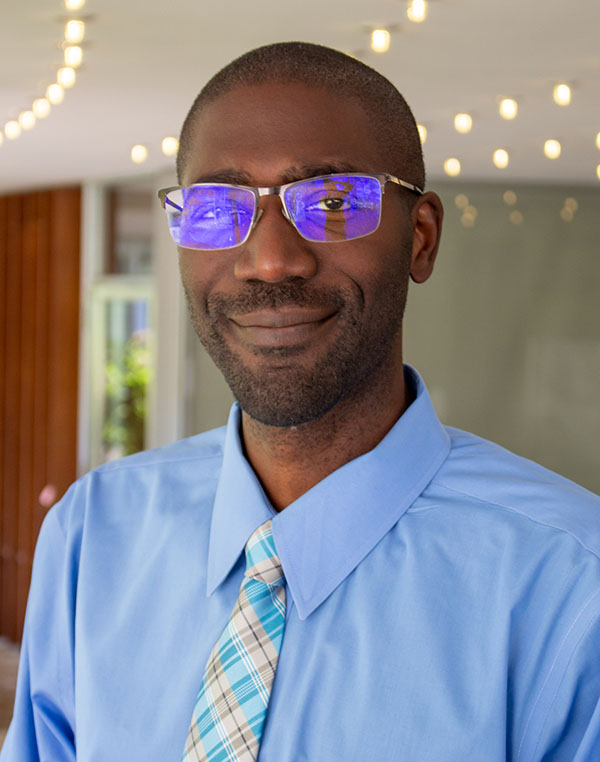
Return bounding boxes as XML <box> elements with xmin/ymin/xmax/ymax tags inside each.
<box><xmin>596</xmin><ymin>165</ymin><xmax>600</xmax><ymax>181</ymax></box>
<box><xmin>553</xmin><ymin>83</ymin><xmax>571</xmax><ymax>106</ymax></box>
<box><xmin>544</xmin><ymin>139</ymin><xmax>561</xmax><ymax>159</ymax></box>
<box><xmin>454</xmin><ymin>113</ymin><xmax>472</xmax><ymax>134</ymax></box>
<box><xmin>509</xmin><ymin>210</ymin><xmax>523</xmax><ymax>225</ymax></box>
<box><xmin>33</xmin><ymin>98</ymin><xmax>51</xmax><ymax>118</ymax></box>
<box><xmin>64</xmin><ymin>0</ymin><xmax>85</xmax><ymax>9</ymax></box>
<box><xmin>596</xmin><ymin>132</ymin><xmax>600</xmax><ymax>150</ymax></box>
<box><xmin>4</xmin><ymin>121</ymin><xmax>21</xmax><ymax>140</ymax></box>
<box><xmin>454</xmin><ymin>194</ymin><xmax>469</xmax><ymax>209</ymax></box>
<box><xmin>161</xmin><ymin>136</ymin><xmax>179</xmax><ymax>156</ymax></box>
<box><xmin>47</xmin><ymin>83</ymin><xmax>65</xmax><ymax>105</ymax></box>
<box><xmin>65</xmin><ymin>19</ymin><xmax>85</xmax><ymax>44</ymax></box>
<box><xmin>503</xmin><ymin>190</ymin><xmax>517</xmax><ymax>206</ymax></box>
<box><xmin>64</xmin><ymin>45</ymin><xmax>83</xmax><ymax>68</ymax></box>
<box><xmin>560</xmin><ymin>207</ymin><xmax>574</xmax><ymax>222</ymax></box>
<box><xmin>407</xmin><ymin>0</ymin><xmax>427</xmax><ymax>22</ymax></box>
<box><xmin>19</xmin><ymin>111</ymin><xmax>36</xmax><ymax>130</ymax></box>
<box><xmin>131</xmin><ymin>144</ymin><xmax>148</xmax><ymax>164</ymax></box>
<box><xmin>499</xmin><ymin>98</ymin><xmax>518</xmax><ymax>120</ymax></box>
<box><xmin>57</xmin><ymin>66</ymin><xmax>76</xmax><ymax>88</ymax></box>
<box><xmin>443</xmin><ymin>158</ymin><xmax>461</xmax><ymax>177</ymax></box>
<box><xmin>493</xmin><ymin>149</ymin><xmax>509</xmax><ymax>169</ymax></box>
<box><xmin>417</xmin><ymin>124</ymin><xmax>427</xmax><ymax>144</ymax></box>
<box><xmin>371</xmin><ymin>29</ymin><xmax>390</xmax><ymax>53</ymax></box>
<box><xmin>0</xmin><ymin>133</ymin><xmax>3</xmax><ymax>147</ymax></box>
<box><xmin>564</xmin><ymin>198</ymin><xmax>578</xmax><ymax>212</ymax></box>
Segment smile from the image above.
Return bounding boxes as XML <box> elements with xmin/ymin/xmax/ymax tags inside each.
<box><xmin>229</xmin><ymin>308</ymin><xmax>337</xmax><ymax>347</ymax></box>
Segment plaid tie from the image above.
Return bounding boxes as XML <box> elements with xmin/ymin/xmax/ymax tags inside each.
<box><xmin>183</xmin><ymin>519</ymin><xmax>286</xmax><ymax>761</ymax></box>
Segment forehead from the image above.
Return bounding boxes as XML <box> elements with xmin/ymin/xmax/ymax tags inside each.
<box><xmin>182</xmin><ymin>81</ymin><xmax>385</xmax><ymax>186</ymax></box>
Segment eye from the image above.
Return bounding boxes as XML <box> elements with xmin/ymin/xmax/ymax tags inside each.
<box><xmin>304</xmin><ymin>192</ymin><xmax>353</xmax><ymax>213</ymax></box>
<box><xmin>317</xmin><ymin>197</ymin><xmax>346</xmax><ymax>211</ymax></box>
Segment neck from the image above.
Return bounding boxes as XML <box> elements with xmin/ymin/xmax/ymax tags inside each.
<box><xmin>240</xmin><ymin>358</ymin><xmax>411</xmax><ymax>511</ymax></box>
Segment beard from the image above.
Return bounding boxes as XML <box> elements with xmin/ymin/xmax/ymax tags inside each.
<box><xmin>183</xmin><ymin>269</ymin><xmax>409</xmax><ymax>428</ymax></box>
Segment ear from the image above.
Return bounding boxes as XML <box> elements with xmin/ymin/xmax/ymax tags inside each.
<box><xmin>410</xmin><ymin>192</ymin><xmax>444</xmax><ymax>283</ymax></box>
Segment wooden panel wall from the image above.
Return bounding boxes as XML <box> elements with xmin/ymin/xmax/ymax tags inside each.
<box><xmin>0</xmin><ymin>187</ymin><xmax>81</xmax><ymax>643</ymax></box>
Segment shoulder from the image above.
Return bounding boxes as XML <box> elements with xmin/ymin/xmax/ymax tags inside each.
<box><xmin>50</xmin><ymin>425</ymin><xmax>228</xmax><ymax>538</ymax></box>
<box><xmin>94</xmin><ymin>424</ymin><xmax>227</xmax><ymax>474</ymax></box>
<box><xmin>428</xmin><ymin>425</ymin><xmax>600</xmax><ymax>559</ymax></box>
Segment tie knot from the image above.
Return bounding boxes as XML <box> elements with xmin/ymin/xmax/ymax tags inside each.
<box><xmin>244</xmin><ymin>519</ymin><xmax>284</xmax><ymax>586</ymax></box>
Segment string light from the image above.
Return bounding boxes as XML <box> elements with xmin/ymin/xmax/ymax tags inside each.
<box><xmin>407</xmin><ymin>0</ymin><xmax>427</xmax><ymax>22</ymax></box>
<box><xmin>454</xmin><ymin>113</ymin><xmax>472</xmax><ymax>134</ymax></box>
<box><xmin>596</xmin><ymin>165</ymin><xmax>600</xmax><ymax>181</ymax></box>
<box><xmin>2</xmin><ymin>9</ymin><xmax>89</xmax><ymax>146</ymax></box>
<box><xmin>161</xmin><ymin>137</ymin><xmax>179</xmax><ymax>156</ymax></box>
<box><xmin>461</xmin><ymin>205</ymin><xmax>477</xmax><ymax>228</ymax></box>
<box><xmin>64</xmin><ymin>45</ymin><xmax>83</xmax><ymax>68</ymax></box>
<box><xmin>65</xmin><ymin>19</ymin><xmax>85</xmax><ymax>44</ymax></box>
<box><xmin>503</xmin><ymin>191</ymin><xmax>517</xmax><ymax>206</ymax></box>
<box><xmin>553</xmin><ymin>84</ymin><xmax>571</xmax><ymax>106</ymax></box>
<box><xmin>443</xmin><ymin>158</ymin><xmax>461</xmax><ymax>177</ymax></box>
<box><xmin>33</xmin><ymin>98</ymin><xmax>51</xmax><ymax>118</ymax></box>
<box><xmin>57</xmin><ymin>66</ymin><xmax>76</xmax><ymax>88</ymax></box>
<box><xmin>509</xmin><ymin>210</ymin><xmax>524</xmax><ymax>225</ymax></box>
<box><xmin>560</xmin><ymin>207</ymin><xmax>574</xmax><ymax>222</ymax></box>
<box><xmin>564</xmin><ymin>198</ymin><xmax>578</xmax><ymax>212</ymax></box>
<box><xmin>4</xmin><ymin>121</ymin><xmax>21</xmax><ymax>140</ymax></box>
<box><xmin>499</xmin><ymin>98</ymin><xmax>518</xmax><ymax>120</ymax></box>
<box><xmin>46</xmin><ymin>83</ymin><xmax>65</xmax><ymax>105</ymax></box>
<box><xmin>370</xmin><ymin>29</ymin><xmax>390</xmax><ymax>53</ymax></box>
<box><xmin>131</xmin><ymin>144</ymin><xmax>148</xmax><ymax>164</ymax></box>
<box><xmin>454</xmin><ymin>194</ymin><xmax>469</xmax><ymax>209</ymax></box>
<box><xmin>596</xmin><ymin>132</ymin><xmax>600</xmax><ymax>150</ymax></box>
<box><xmin>493</xmin><ymin>149</ymin><xmax>509</xmax><ymax>169</ymax></box>
<box><xmin>544</xmin><ymin>139</ymin><xmax>561</xmax><ymax>159</ymax></box>
<box><xmin>417</xmin><ymin>124</ymin><xmax>427</xmax><ymax>144</ymax></box>
<box><xmin>18</xmin><ymin>111</ymin><xmax>36</xmax><ymax>131</ymax></box>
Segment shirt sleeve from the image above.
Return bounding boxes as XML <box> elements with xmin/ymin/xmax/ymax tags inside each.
<box><xmin>0</xmin><ymin>505</ymin><xmax>78</xmax><ymax>762</ymax></box>
<box><xmin>517</xmin><ymin>589</ymin><xmax>600</xmax><ymax>762</ymax></box>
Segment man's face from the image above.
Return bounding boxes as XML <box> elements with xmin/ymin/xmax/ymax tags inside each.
<box><xmin>178</xmin><ymin>81</ymin><xmax>418</xmax><ymax>427</ymax></box>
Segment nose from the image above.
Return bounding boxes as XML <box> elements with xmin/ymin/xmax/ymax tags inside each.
<box><xmin>233</xmin><ymin>196</ymin><xmax>318</xmax><ymax>283</ymax></box>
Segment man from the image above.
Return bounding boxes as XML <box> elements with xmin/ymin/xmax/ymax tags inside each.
<box><xmin>2</xmin><ymin>42</ymin><xmax>600</xmax><ymax>762</ymax></box>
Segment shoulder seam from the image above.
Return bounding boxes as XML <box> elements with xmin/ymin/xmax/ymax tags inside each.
<box><xmin>432</xmin><ymin>480</ymin><xmax>600</xmax><ymax>562</ymax></box>
<box><xmin>94</xmin><ymin>451</ymin><xmax>223</xmax><ymax>475</ymax></box>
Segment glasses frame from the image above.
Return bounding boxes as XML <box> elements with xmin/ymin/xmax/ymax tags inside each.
<box><xmin>157</xmin><ymin>172</ymin><xmax>424</xmax><ymax>250</ymax></box>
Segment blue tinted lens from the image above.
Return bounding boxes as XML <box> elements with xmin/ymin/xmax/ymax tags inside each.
<box><xmin>165</xmin><ymin>185</ymin><xmax>255</xmax><ymax>250</ymax></box>
<box><xmin>284</xmin><ymin>175</ymin><xmax>382</xmax><ymax>242</ymax></box>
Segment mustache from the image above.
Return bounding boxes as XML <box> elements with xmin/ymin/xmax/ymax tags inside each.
<box><xmin>207</xmin><ymin>279</ymin><xmax>348</xmax><ymax>315</ymax></box>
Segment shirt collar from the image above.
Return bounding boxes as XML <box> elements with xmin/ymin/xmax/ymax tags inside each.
<box><xmin>207</xmin><ymin>365</ymin><xmax>451</xmax><ymax>620</ymax></box>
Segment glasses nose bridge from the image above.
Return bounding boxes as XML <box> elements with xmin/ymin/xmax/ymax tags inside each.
<box><xmin>256</xmin><ymin>184</ymin><xmax>292</xmax><ymax>222</ymax></box>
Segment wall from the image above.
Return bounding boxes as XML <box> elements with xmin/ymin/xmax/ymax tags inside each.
<box><xmin>405</xmin><ymin>181</ymin><xmax>600</xmax><ymax>494</ymax></box>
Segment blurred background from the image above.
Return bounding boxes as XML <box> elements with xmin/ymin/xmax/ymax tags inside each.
<box><xmin>1</xmin><ymin>0</ymin><xmax>599</xmax><ymax>664</ymax></box>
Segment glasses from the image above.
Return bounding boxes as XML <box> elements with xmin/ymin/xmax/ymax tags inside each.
<box><xmin>157</xmin><ymin>172</ymin><xmax>423</xmax><ymax>251</ymax></box>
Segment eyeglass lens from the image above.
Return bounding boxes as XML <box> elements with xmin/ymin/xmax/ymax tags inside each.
<box><xmin>165</xmin><ymin>175</ymin><xmax>383</xmax><ymax>250</ymax></box>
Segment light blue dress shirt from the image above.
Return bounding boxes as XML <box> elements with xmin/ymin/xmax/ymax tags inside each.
<box><xmin>2</xmin><ymin>367</ymin><xmax>600</xmax><ymax>761</ymax></box>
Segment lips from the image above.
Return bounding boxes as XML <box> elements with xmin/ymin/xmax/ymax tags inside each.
<box><xmin>230</xmin><ymin>307</ymin><xmax>337</xmax><ymax>346</ymax></box>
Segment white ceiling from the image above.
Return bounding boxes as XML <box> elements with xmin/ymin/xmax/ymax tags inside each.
<box><xmin>1</xmin><ymin>0</ymin><xmax>600</xmax><ymax>194</ymax></box>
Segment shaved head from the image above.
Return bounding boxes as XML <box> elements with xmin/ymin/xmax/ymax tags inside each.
<box><xmin>176</xmin><ymin>41</ymin><xmax>425</xmax><ymax>191</ymax></box>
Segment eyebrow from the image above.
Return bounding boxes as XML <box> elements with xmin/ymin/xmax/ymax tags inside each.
<box><xmin>188</xmin><ymin>161</ymin><xmax>363</xmax><ymax>188</ymax></box>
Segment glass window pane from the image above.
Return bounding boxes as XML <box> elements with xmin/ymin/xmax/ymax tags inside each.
<box><xmin>101</xmin><ymin>298</ymin><xmax>151</xmax><ymax>461</ymax></box>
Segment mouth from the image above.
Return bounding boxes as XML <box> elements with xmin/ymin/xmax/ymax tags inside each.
<box><xmin>229</xmin><ymin>307</ymin><xmax>338</xmax><ymax>347</ymax></box>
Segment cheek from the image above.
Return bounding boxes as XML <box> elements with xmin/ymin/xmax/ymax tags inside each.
<box><xmin>178</xmin><ymin>249</ymin><xmax>223</xmax><ymax>301</ymax></box>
